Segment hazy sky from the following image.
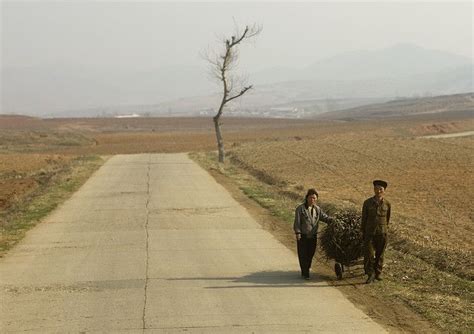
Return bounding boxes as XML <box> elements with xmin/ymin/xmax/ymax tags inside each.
<box><xmin>1</xmin><ymin>1</ymin><xmax>473</xmax><ymax>72</ymax></box>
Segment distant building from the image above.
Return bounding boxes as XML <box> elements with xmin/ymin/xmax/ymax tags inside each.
<box><xmin>114</xmin><ymin>113</ymin><xmax>141</xmax><ymax>118</ymax></box>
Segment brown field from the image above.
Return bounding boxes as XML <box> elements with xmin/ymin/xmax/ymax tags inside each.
<box><xmin>0</xmin><ymin>154</ymin><xmax>76</xmax><ymax>210</ymax></box>
<box><xmin>0</xmin><ymin>112</ymin><xmax>473</xmax><ymax>332</ymax></box>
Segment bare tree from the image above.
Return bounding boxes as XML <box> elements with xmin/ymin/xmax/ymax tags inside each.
<box><xmin>206</xmin><ymin>24</ymin><xmax>261</xmax><ymax>163</ymax></box>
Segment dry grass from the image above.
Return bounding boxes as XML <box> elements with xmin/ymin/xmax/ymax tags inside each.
<box><xmin>0</xmin><ymin>154</ymin><xmax>75</xmax><ymax>175</ymax></box>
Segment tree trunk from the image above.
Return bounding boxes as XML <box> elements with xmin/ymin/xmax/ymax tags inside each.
<box><xmin>213</xmin><ymin>115</ymin><xmax>225</xmax><ymax>163</ymax></box>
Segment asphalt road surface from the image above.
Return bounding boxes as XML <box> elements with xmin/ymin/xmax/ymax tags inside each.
<box><xmin>1</xmin><ymin>154</ymin><xmax>387</xmax><ymax>333</ymax></box>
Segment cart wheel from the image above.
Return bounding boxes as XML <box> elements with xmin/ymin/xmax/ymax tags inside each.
<box><xmin>335</xmin><ymin>263</ymin><xmax>343</xmax><ymax>280</ymax></box>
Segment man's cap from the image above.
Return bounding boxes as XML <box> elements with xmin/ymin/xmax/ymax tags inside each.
<box><xmin>373</xmin><ymin>180</ymin><xmax>388</xmax><ymax>188</ymax></box>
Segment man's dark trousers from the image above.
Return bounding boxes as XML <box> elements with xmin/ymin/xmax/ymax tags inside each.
<box><xmin>364</xmin><ymin>233</ymin><xmax>387</xmax><ymax>276</ymax></box>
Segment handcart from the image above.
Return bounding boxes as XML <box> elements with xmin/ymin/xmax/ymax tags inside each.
<box><xmin>320</xmin><ymin>209</ymin><xmax>363</xmax><ymax>280</ymax></box>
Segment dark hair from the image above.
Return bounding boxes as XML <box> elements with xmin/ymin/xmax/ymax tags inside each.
<box><xmin>304</xmin><ymin>188</ymin><xmax>319</xmax><ymax>204</ymax></box>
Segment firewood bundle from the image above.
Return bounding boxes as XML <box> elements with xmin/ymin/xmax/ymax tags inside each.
<box><xmin>320</xmin><ymin>209</ymin><xmax>363</xmax><ymax>265</ymax></box>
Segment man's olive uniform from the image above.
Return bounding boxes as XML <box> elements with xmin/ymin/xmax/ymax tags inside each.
<box><xmin>361</xmin><ymin>196</ymin><xmax>391</xmax><ymax>278</ymax></box>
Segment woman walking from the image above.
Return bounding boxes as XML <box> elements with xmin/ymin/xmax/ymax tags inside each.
<box><xmin>294</xmin><ymin>188</ymin><xmax>333</xmax><ymax>280</ymax></box>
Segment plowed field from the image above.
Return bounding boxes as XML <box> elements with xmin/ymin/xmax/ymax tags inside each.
<box><xmin>229</xmin><ymin>127</ymin><xmax>473</xmax><ymax>278</ymax></box>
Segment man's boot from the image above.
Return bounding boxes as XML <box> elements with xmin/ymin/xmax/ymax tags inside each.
<box><xmin>366</xmin><ymin>273</ymin><xmax>375</xmax><ymax>284</ymax></box>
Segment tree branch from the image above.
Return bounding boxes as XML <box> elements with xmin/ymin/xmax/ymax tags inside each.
<box><xmin>225</xmin><ymin>85</ymin><xmax>253</xmax><ymax>103</ymax></box>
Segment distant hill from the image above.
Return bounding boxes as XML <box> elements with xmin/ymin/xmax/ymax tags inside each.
<box><xmin>301</xmin><ymin>43</ymin><xmax>471</xmax><ymax>81</ymax></box>
<box><xmin>144</xmin><ymin>63</ymin><xmax>473</xmax><ymax>118</ymax></box>
<box><xmin>0</xmin><ymin>65</ymin><xmax>217</xmax><ymax>116</ymax></box>
<box><xmin>1</xmin><ymin>44</ymin><xmax>472</xmax><ymax>117</ymax></box>
<box><xmin>252</xmin><ymin>43</ymin><xmax>472</xmax><ymax>83</ymax></box>
<box><xmin>315</xmin><ymin>92</ymin><xmax>474</xmax><ymax>120</ymax></box>
<box><xmin>112</xmin><ymin>46</ymin><xmax>473</xmax><ymax>117</ymax></box>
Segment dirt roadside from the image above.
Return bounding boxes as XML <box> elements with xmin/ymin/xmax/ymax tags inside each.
<box><xmin>197</xmin><ymin>157</ymin><xmax>441</xmax><ymax>334</ymax></box>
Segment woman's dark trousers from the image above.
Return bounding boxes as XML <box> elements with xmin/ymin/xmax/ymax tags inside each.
<box><xmin>297</xmin><ymin>236</ymin><xmax>317</xmax><ymax>277</ymax></box>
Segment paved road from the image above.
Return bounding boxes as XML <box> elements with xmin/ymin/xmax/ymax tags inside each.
<box><xmin>421</xmin><ymin>130</ymin><xmax>474</xmax><ymax>138</ymax></box>
<box><xmin>1</xmin><ymin>154</ymin><xmax>387</xmax><ymax>333</ymax></box>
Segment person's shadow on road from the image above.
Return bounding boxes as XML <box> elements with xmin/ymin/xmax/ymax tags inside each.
<box><xmin>167</xmin><ymin>271</ymin><xmax>363</xmax><ymax>289</ymax></box>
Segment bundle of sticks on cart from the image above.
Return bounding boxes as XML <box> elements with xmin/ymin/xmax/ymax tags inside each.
<box><xmin>320</xmin><ymin>209</ymin><xmax>363</xmax><ymax>279</ymax></box>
